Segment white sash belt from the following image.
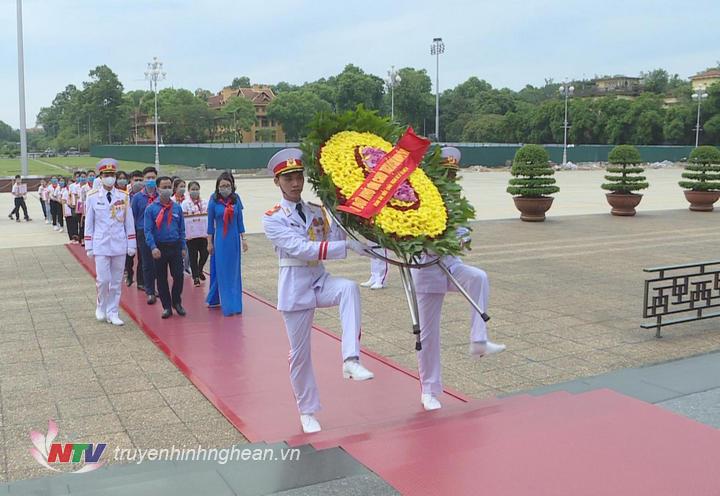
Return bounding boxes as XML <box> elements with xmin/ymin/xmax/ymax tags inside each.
<box><xmin>279</xmin><ymin>258</ymin><xmax>320</xmax><ymax>268</ymax></box>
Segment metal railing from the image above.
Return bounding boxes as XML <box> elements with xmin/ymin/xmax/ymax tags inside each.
<box><xmin>642</xmin><ymin>260</ymin><xmax>720</xmax><ymax>337</ymax></box>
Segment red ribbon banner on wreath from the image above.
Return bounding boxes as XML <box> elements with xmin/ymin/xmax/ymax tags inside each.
<box><xmin>337</xmin><ymin>128</ymin><xmax>430</xmax><ymax>219</ymax></box>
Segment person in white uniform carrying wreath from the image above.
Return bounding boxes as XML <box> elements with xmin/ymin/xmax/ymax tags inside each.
<box><xmin>412</xmin><ymin>147</ymin><xmax>506</xmax><ymax>411</ymax></box>
<box><xmin>262</xmin><ymin>148</ymin><xmax>375</xmax><ymax>434</ymax></box>
<box><xmin>84</xmin><ymin>158</ymin><xmax>137</xmax><ymax>326</ymax></box>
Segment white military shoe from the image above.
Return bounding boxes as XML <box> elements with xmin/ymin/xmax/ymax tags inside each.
<box><xmin>360</xmin><ymin>278</ymin><xmax>374</xmax><ymax>288</ymax></box>
<box><xmin>95</xmin><ymin>308</ymin><xmax>106</xmax><ymax>322</ymax></box>
<box><xmin>300</xmin><ymin>414</ymin><xmax>321</xmax><ymax>434</ymax></box>
<box><xmin>106</xmin><ymin>315</ymin><xmax>124</xmax><ymax>326</ymax></box>
<box><xmin>421</xmin><ymin>393</ymin><xmax>442</xmax><ymax>411</ymax></box>
<box><xmin>370</xmin><ymin>282</ymin><xmax>386</xmax><ymax>290</ymax></box>
<box><xmin>469</xmin><ymin>340</ymin><xmax>506</xmax><ymax>358</ymax></box>
<box><xmin>342</xmin><ymin>360</ymin><xmax>374</xmax><ymax>380</ymax></box>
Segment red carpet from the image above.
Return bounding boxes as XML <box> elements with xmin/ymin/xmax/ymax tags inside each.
<box><xmin>69</xmin><ymin>244</ymin><xmax>720</xmax><ymax>495</ymax></box>
<box><xmin>67</xmin><ymin>244</ymin><xmax>467</xmax><ymax>442</ymax></box>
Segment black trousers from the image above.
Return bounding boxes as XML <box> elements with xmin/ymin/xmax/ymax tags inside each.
<box><xmin>137</xmin><ymin>229</ymin><xmax>155</xmax><ymax>295</ymax></box>
<box><xmin>75</xmin><ymin>213</ymin><xmax>84</xmax><ymax>243</ymax></box>
<box><xmin>65</xmin><ymin>215</ymin><xmax>79</xmax><ymax>241</ymax></box>
<box><xmin>125</xmin><ymin>248</ymin><xmax>144</xmax><ymax>286</ymax></box>
<box><xmin>11</xmin><ymin>198</ymin><xmax>29</xmax><ymax>220</ymax></box>
<box><xmin>40</xmin><ymin>199</ymin><xmax>48</xmax><ymax>219</ymax></box>
<box><xmin>187</xmin><ymin>237</ymin><xmax>209</xmax><ymax>279</ymax></box>
<box><xmin>154</xmin><ymin>241</ymin><xmax>184</xmax><ymax>310</ymax></box>
<box><xmin>49</xmin><ymin>200</ymin><xmax>63</xmax><ymax>227</ymax></box>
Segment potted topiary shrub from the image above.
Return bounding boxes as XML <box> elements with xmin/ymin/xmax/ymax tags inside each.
<box><xmin>678</xmin><ymin>145</ymin><xmax>720</xmax><ymax>212</ymax></box>
<box><xmin>602</xmin><ymin>145</ymin><xmax>648</xmax><ymax>216</ymax></box>
<box><xmin>506</xmin><ymin>144</ymin><xmax>559</xmax><ymax>222</ymax></box>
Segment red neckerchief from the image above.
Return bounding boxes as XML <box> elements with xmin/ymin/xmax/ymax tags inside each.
<box><xmin>146</xmin><ymin>189</ymin><xmax>157</xmax><ymax>205</ymax></box>
<box><xmin>218</xmin><ymin>196</ymin><xmax>234</xmax><ymax>238</ymax></box>
<box><xmin>155</xmin><ymin>201</ymin><xmax>173</xmax><ymax>229</ymax></box>
<box><xmin>193</xmin><ymin>198</ymin><xmax>203</xmax><ymax>213</ymax></box>
<box><xmin>174</xmin><ymin>193</ymin><xmax>184</xmax><ymax>203</ymax></box>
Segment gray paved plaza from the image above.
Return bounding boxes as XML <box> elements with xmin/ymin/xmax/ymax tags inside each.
<box><xmin>1</xmin><ymin>185</ymin><xmax>719</xmax><ymax>485</ymax></box>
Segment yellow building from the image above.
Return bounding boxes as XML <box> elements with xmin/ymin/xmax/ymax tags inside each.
<box><xmin>690</xmin><ymin>69</ymin><xmax>720</xmax><ymax>92</ymax></box>
<box><xmin>208</xmin><ymin>85</ymin><xmax>285</xmax><ymax>143</ymax></box>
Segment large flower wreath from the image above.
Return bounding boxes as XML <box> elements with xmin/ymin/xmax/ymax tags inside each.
<box><xmin>302</xmin><ymin>106</ymin><xmax>475</xmax><ymax>260</ymax></box>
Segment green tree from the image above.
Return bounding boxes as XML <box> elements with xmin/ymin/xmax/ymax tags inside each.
<box><xmin>157</xmin><ymin>88</ymin><xmax>214</xmax><ymax>143</ymax></box>
<box><xmin>391</xmin><ymin>68</ymin><xmax>434</xmax><ymax>131</ymax></box>
<box><xmin>219</xmin><ymin>96</ymin><xmax>256</xmax><ymax>142</ymax></box>
<box><xmin>0</xmin><ymin>120</ymin><xmax>19</xmax><ymax>142</ymax></box>
<box><xmin>267</xmin><ymin>90</ymin><xmax>332</xmax><ymax>140</ymax></box>
<box><xmin>641</xmin><ymin>69</ymin><xmax>669</xmax><ymax>94</ymax></box>
<box><xmin>461</xmin><ymin>114</ymin><xmax>506</xmax><ymax>142</ymax></box>
<box><xmin>82</xmin><ymin>65</ymin><xmax>125</xmax><ymax>144</ymax></box>
<box><xmin>335</xmin><ymin>64</ymin><xmax>384</xmax><ymax>112</ymax></box>
<box><xmin>230</xmin><ymin>76</ymin><xmax>251</xmax><ymax>89</ymax></box>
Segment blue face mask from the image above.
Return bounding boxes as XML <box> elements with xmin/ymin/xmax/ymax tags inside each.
<box><xmin>51</xmin><ymin>179</ymin><xmax>58</xmax><ymax>184</ymax></box>
<box><xmin>145</xmin><ymin>179</ymin><xmax>156</xmax><ymax>189</ymax></box>
<box><xmin>79</xmin><ymin>177</ymin><xmax>86</xmax><ymax>183</ymax></box>
<box><xmin>59</xmin><ymin>181</ymin><xmax>66</xmax><ymax>187</ymax></box>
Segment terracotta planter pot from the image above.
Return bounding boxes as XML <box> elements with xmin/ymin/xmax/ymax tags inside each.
<box><xmin>683</xmin><ymin>190</ymin><xmax>720</xmax><ymax>212</ymax></box>
<box><xmin>512</xmin><ymin>196</ymin><xmax>554</xmax><ymax>222</ymax></box>
<box><xmin>605</xmin><ymin>193</ymin><xmax>642</xmax><ymax>216</ymax></box>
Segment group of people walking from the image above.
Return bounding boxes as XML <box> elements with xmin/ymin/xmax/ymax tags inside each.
<box><xmin>82</xmin><ymin>146</ymin><xmax>504</xmax><ymax>435</ymax></box>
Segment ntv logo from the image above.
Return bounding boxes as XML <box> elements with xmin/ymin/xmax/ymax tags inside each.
<box><xmin>29</xmin><ymin>420</ymin><xmax>106</xmax><ymax>473</ymax></box>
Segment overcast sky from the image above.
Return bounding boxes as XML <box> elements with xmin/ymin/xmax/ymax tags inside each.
<box><xmin>1</xmin><ymin>0</ymin><xmax>718</xmax><ymax>129</ymax></box>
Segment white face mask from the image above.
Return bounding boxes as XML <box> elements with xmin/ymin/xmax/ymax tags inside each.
<box><xmin>102</xmin><ymin>176</ymin><xmax>116</xmax><ymax>187</ymax></box>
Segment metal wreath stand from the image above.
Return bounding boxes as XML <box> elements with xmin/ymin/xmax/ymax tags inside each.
<box><xmin>325</xmin><ymin>209</ymin><xmax>490</xmax><ymax>351</ymax></box>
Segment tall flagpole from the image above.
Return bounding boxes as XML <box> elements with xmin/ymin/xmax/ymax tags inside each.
<box><xmin>16</xmin><ymin>0</ymin><xmax>28</xmax><ymax>176</ymax></box>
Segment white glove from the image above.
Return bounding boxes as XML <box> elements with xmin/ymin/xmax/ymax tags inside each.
<box><xmin>86</xmin><ymin>250</ymin><xmax>93</xmax><ymax>257</ymax></box>
<box><xmin>127</xmin><ymin>249</ymin><xmax>136</xmax><ymax>257</ymax></box>
<box><xmin>346</xmin><ymin>239</ymin><xmax>370</xmax><ymax>256</ymax></box>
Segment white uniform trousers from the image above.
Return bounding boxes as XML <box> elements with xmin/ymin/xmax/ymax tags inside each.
<box><xmin>95</xmin><ymin>255</ymin><xmax>126</xmax><ymax>319</ymax></box>
<box><xmin>417</xmin><ymin>263</ymin><xmax>490</xmax><ymax>395</ymax></box>
<box><xmin>280</xmin><ymin>275</ymin><xmax>362</xmax><ymax>414</ymax></box>
<box><xmin>369</xmin><ymin>248</ymin><xmax>389</xmax><ymax>286</ymax></box>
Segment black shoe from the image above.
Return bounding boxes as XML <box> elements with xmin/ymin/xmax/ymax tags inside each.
<box><xmin>137</xmin><ymin>284</ymin><xmax>145</xmax><ymax>292</ymax></box>
<box><xmin>198</xmin><ymin>273</ymin><xmax>206</xmax><ymax>281</ymax></box>
<box><xmin>147</xmin><ymin>294</ymin><xmax>157</xmax><ymax>305</ymax></box>
<box><xmin>161</xmin><ymin>308</ymin><xmax>172</xmax><ymax>319</ymax></box>
<box><xmin>173</xmin><ymin>304</ymin><xmax>186</xmax><ymax>316</ymax></box>
<box><xmin>193</xmin><ymin>278</ymin><xmax>200</xmax><ymax>287</ymax></box>
<box><xmin>126</xmin><ymin>277</ymin><xmax>133</xmax><ymax>287</ymax></box>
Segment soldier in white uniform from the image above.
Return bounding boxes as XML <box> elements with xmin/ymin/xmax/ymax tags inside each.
<box><xmin>84</xmin><ymin>158</ymin><xmax>137</xmax><ymax>326</ymax></box>
<box><xmin>262</xmin><ymin>148</ymin><xmax>375</xmax><ymax>434</ymax></box>
<box><xmin>412</xmin><ymin>147</ymin><xmax>506</xmax><ymax>411</ymax></box>
<box><xmin>360</xmin><ymin>247</ymin><xmax>390</xmax><ymax>290</ymax></box>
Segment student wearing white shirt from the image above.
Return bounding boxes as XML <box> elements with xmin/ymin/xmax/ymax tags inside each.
<box><xmin>61</xmin><ymin>178</ymin><xmax>79</xmax><ymax>242</ymax></box>
<box><xmin>38</xmin><ymin>179</ymin><xmax>49</xmax><ymax>223</ymax></box>
<box><xmin>47</xmin><ymin>176</ymin><xmax>64</xmax><ymax>232</ymax></box>
<box><xmin>9</xmin><ymin>175</ymin><xmax>30</xmax><ymax>222</ymax></box>
<box><xmin>181</xmin><ymin>181</ymin><xmax>209</xmax><ymax>287</ymax></box>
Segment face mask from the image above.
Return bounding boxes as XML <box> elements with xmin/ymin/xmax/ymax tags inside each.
<box><xmin>117</xmin><ymin>179</ymin><xmax>128</xmax><ymax>187</ymax></box>
<box><xmin>177</xmin><ymin>188</ymin><xmax>186</xmax><ymax>196</ymax></box>
<box><xmin>51</xmin><ymin>179</ymin><xmax>58</xmax><ymax>184</ymax></box>
<box><xmin>219</xmin><ymin>187</ymin><xmax>232</xmax><ymax>198</ymax></box>
<box><xmin>132</xmin><ymin>181</ymin><xmax>144</xmax><ymax>193</ymax></box>
<box><xmin>145</xmin><ymin>179</ymin><xmax>156</xmax><ymax>189</ymax></box>
<box><xmin>59</xmin><ymin>182</ymin><xmax>66</xmax><ymax>187</ymax></box>
<box><xmin>102</xmin><ymin>176</ymin><xmax>116</xmax><ymax>187</ymax></box>
<box><xmin>88</xmin><ymin>176</ymin><xmax>95</xmax><ymax>182</ymax></box>
<box><xmin>78</xmin><ymin>177</ymin><xmax>86</xmax><ymax>183</ymax></box>
<box><xmin>159</xmin><ymin>188</ymin><xmax>172</xmax><ymax>200</ymax></box>
<box><xmin>189</xmin><ymin>190</ymin><xmax>200</xmax><ymax>200</ymax></box>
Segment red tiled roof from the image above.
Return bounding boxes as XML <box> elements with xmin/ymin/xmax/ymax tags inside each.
<box><xmin>692</xmin><ymin>69</ymin><xmax>720</xmax><ymax>79</ymax></box>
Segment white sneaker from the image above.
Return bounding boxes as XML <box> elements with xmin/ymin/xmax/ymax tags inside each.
<box><xmin>360</xmin><ymin>278</ymin><xmax>374</xmax><ymax>288</ymax></box>
<box><xmin>342</xmin><ymin>360</ymin><xmax>374</xmax><ymax>380</ymax></box>
<box><xmin>370</xmin><ymin>282</ymin><xmax>386</xmax><ymax>290</ymax></box>
<box><xmin>58</xmin><ymin>228</ymin><xmax>64</xmax><ymax>233</ymax></box>
<box><xmin>44</xmin><ymin>220</ymin><xmax>49</xmax><ymax>224</ymax></box>
<box><xmin>95</xmin><ymin>308</ymin><xmax>106</xmax><ymax>322</ymax></box>
<box><xmin>469</xmin><ymin>340</ymin><xmax>506</xmax><ymax>358</ymax></box>
<box><xmin>300</xmin><ymin>414</ymin><xmax>321</xmax><ymax>434</ymax></box>
<box><xmin>106</xmin><ymin>315</ymin><xmax>124</xmax><ymax>326</ymax></box>
<box><xmin>53</xmin><ymin>226</ymin><xmax>59</xmax><ymax>231</ymax></box>
<box><xmin>421</xmin><ymin>393</ymin><xmax>442</xmax><ymax>411</ymax></box>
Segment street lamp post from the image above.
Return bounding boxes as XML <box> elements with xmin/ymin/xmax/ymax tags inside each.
<box><xmin>692</xmin><ymin>88</ymin><xmax>709</xmax><ymax>148</ymax></box>
<box><xmin>559</xmin><ymin>82</ymin><xmax>574</xmax><ymax>165</ymax></box>
<box><xmin>385</xmin><ymin>65</ymin><xmax>401</xmax><ymax>122</ymax></box>
<box><xmin>145</xmin><ymin>57</ymin><xmax>166</xmax><ymax>171</ymax></box>
<box><xmin>430</xmin><ymin>37</ymin><xmax>444</xmax><ymax>141</ymax></box>
<box><xmin>16</xmin><ymin>0</ymin><xmax>28</xmax><ymax>176</ymax></box>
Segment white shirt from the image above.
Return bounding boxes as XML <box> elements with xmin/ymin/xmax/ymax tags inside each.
<box><xmin>84</xmin><ymin>187</ymin><xmax>136</xmax><ymax>257</ymax></box>
<box><xmin>262</xmin><ymin>198</ymin><xmax>347</xmax><ymax>312</ymax></box>
<box><xmin>12</xmin><ymin>183</ymin><xmax>27</xmax><ymax>198</ymax></box>
<box><xmin>60</xmin><ymin>188</ymin><xmax>74</xmax><ymax>217</ymax></box>
<box><xmin>181</xmin><ymin>197</ymin><xmax>208</xmax><ymax>240</ymax></box>
<box><xmin>47</xmin><ymin>184</ymin><xmax>62</xmax><ymax>202</ymax></box>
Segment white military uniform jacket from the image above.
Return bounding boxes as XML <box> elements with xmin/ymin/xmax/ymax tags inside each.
<box><xmin>412</xmin><ymin>227</ymin><xmax>470</xmax><ymax>294</ymax></box>
<box><xmin>84</xmin><ymin>187</ymin><xmax>137</xmax><ymax>257</ymax></box>
<box><xmin>262</xmin><ymin>198</ymin><xmax>347</xmax><ymax>312</ymax></box>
